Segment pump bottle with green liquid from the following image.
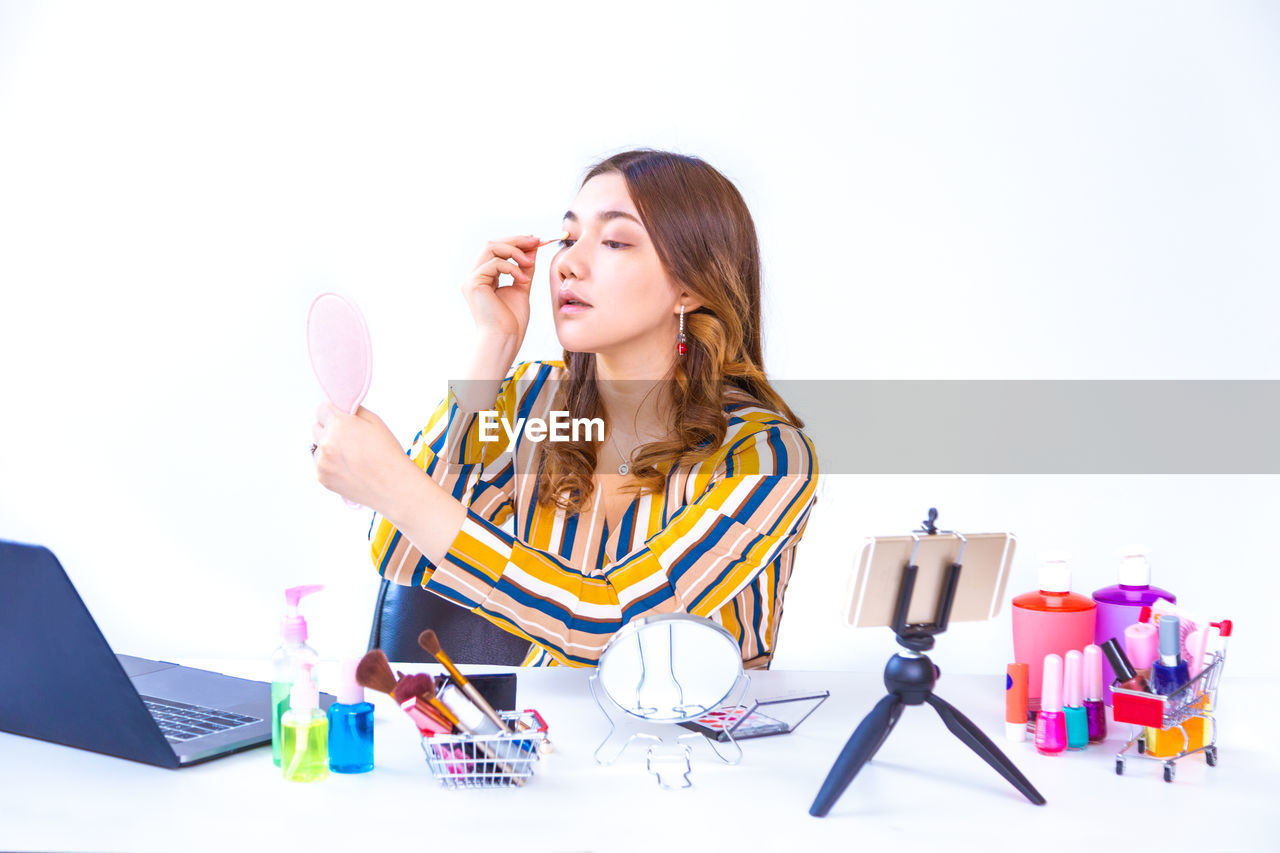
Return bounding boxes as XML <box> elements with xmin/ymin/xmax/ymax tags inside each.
<box><xmin>281</xmin><ymin>661</ymin><xmax>329</xmax><ymax>782</ymax></box>
<box><xmin>271</xmin><ymin>585</ymin><xmax>323</xmax><ymax>767</ymax></box>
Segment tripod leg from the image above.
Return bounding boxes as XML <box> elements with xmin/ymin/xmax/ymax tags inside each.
<box><xmin>809</xmin><ymin>694</ymin><xmax>904</xmax><ymax>817</ymax></box>
<box><xmin>865</xmin><ymin>701</ymin><xmax>904</xmax><ymax>763</ymax></box>
<box><xmin>924</xmin><ymin>694</ymin><xmax>1046</xmax><ymax>805</ymax></box>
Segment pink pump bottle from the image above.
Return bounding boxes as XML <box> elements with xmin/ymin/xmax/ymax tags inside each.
<box><xmin>1034</xmin><ymin>653</ymin><xmax>1067</xmax><ymax>755</ymax></box>
<box><xmin>1012</xmin><ymin>554</ymin><xmax>1096</xmax><ymax>711</ymax></box>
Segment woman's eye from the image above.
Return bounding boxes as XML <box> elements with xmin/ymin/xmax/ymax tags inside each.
<box><xmin>603</xmin><ymin>240</ymin><xmax>629</xmax><ymax>249</ymax></box>
<box><xmin>558</xmin><ymin>238</ymin><xmax>576</xmax><ymax>248</ymax></box>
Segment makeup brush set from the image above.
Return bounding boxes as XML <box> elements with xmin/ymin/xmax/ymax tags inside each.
<box><xmin>356</xmin><ymin>631</ymin><xmax>551</xmax><ymax>789</ymax></box>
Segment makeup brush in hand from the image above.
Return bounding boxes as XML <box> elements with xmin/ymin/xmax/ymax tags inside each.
<box><xmin>419</xmin><ymin>630</ymin><xmax>511</xmax><ymax>734</ymax></box>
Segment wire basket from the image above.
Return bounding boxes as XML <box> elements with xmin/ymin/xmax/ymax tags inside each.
<box><xmin>420</xmin><ymin>709</ymin><xmax>548</xmax><ymax>789</ymax></box>
<box><xmin>1112</xmin><ymin>619</ymin><xmax>1231</xmax><ymax>783</ymax></box>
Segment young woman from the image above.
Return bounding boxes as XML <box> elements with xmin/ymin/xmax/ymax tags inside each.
<box><xmin>312</xmin><ymin>149</ymin><xmax>819</xmax><ymax>668</ymax></box>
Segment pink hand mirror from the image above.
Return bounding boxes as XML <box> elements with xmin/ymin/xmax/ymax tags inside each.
<box><xmin>307</xmin><ymin>292</ymin><xmax>372</xmax><ymax>415</ymax></box>
<box><xmin>307</xmin><ymin>292</ymin><xmax>372</xmax><ymax>507</ymax></box>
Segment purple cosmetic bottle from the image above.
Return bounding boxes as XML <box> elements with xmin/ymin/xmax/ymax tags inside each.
<box><xmin>1092</xmin><ymin>546</ymin><xmax>1175</xmax><ymax>704</ymax></box>
<box><xmin>1034</xmin><ymin>654</ymin><xmax>1067</xmax><ymax>755</ymax></box>
<box><xmin>1083</xmin><ymin>644</ymin><xmax>1107</xmax><ymax>743</ymax></box>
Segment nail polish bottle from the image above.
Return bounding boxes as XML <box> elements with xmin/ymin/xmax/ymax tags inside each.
<box><xmin>1083</xmin><ymin>644</ymin><xmax>1108</xmax><ymax>743</ymax></box>
<box><xmin>1149</xmin><ymin>616</ymin><xmax>1189</xmax><ymax>696</ymax></box>
<box><xmin>1063</xmin><ymin>650</ymin><xmax>1088</xmax><ymax>750</ymax></box>
<box><xmin>1141</xmin><ymin>615</ymin><xmax>1193</xmax><ymax>756</ymax></box>
<box><xmin>1100</xmin><ymin>638</ymin><xmax>1148</xmax><ymax>693</ymax></box>
<box><xmin>1034</xmin><ymin>654</ymin><xmax>1067</xmax><ymax>755</ymax></box>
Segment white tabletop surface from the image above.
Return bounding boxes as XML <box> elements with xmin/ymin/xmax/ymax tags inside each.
<box><xmin>1</xmin><ymin>661</ymin><xmax>1276</xmax><ymax>853</ymax></box>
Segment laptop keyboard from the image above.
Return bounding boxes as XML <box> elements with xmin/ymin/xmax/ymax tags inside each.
<box><xmin>140</xmin><ymin>695</ymin><xmax>261</xmax><ymax>743</ymax></box>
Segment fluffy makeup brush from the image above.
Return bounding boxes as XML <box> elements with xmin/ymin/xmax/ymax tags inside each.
<box><xmin>419</xmin><ymin>630</ymin><xmax>510</xmax><ymax>734</ymax></box>
<box><xmin>391</xmin><ymin>673</ymin><xmax>437</xmax><ymax>704</ymax></box>
<box><xmin>355</xmin><ymin>649</ymin><xmax>398</xmax><ymax>697</ymax></box>
<box><xmin>392</xmin><ymin>673</ymin><xmax>454</xmax><ymax>734</ymax></box>
<box><xmin>356</xmin><ymin>650</ymin><xmax>454</xmax><ymax>734</ymax></box>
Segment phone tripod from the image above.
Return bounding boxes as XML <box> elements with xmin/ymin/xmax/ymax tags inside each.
<box><xmin>810</xmin><ymin>515</ymin><xmax>1045</xmax><ymax>816</ymax></box>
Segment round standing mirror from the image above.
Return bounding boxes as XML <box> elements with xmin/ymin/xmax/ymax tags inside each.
<box><xmin>595</xmin><ymin>613</ymin><xmax>745</xmax><ymax>723</ymax></box>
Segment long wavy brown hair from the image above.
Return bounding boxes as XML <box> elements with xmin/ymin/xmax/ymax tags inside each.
<box><xmin>538</xmin><ymin>149</ymin><xmax>803</xmax><ymax>512</ymax></box>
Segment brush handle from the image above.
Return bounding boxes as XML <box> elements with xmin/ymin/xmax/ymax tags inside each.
<box><xmin>460</xmin><ymin>681</ymin><xmax>511</xmax><ymax>734</ymax></box>
<box><xmin>427</xmin><ymin>696</ymin><xmax>459</xmax><ymax>727</ymax></box>
<box><xmin>450</xmin><ymin>717</ymin><xmax>524</xmax><ymax>786</ymax></box>
<box><xmin>430</xmin><ymin>649</ymin><xmax>511</xmax><ymax>733</ymax></box>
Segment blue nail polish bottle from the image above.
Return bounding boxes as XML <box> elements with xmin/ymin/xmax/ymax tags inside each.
<box><xmin>1149</xmin><ymin>616</ymin><xmax>1189</xmax><ymax>696</ymax></box>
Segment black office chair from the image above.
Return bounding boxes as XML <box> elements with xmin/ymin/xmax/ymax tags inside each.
<box><xmin>367</xmin><ymin>579</ymin><xmax>532</xmax><ymax>665</ymax></box>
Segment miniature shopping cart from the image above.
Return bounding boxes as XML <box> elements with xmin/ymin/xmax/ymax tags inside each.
<box><xmin>1112</xmin><ymin>620</ymin><xmax>1232</xmax><ymax>783</ymax></box>
<box><xmin>420</xmin><ymin>710</ymin><xmax>549</xmax><ymax>789</ymax></box>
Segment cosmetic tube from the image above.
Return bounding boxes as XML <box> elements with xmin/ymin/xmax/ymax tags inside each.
<box><xmin>1149</xmin><ymin>599</ymin><xmax>1206</xmax><ymax>656</ymax></box>
<box><xmin>1186</xmin><ymin>627</ymin><xmax>1210</xmax><ymax>680</ymax></box>
<box><xmin>1034</xmin><ymin>654</ymin><xmax>1067</xmax><ymax>755</ymax></box>
<box><xmin>1101</xmin><ymin>638</ymin><xmax>1149</xmax><ymax>693</ymax></box>
<box><xmin>1063</xmin><ymin>650</ymin><xmax>1088</xmax><ymax>750</ymax></box>
<box><xmin>1125</xmin><ymin>622</ymin><xmax>1158</xmax><ymax>682</ymax></box>
<box><xmin>1083</xmin><ymin>644</ymin><xmax>1107</xmax><ymax>743</ymax></box>
<box><xmin>1005</xmin><ymin>663</ymin><xmax>1029</xmax><ymax>742</ymax></box>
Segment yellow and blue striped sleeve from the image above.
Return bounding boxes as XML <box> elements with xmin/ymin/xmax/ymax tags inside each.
<box><xmin>368</xmin><ymin>361</ymin><xmax>540</xmax><ymax>587</ymax></box>
<box><xmin>426</xmin><ymin>421</ymin><xmax>820</xmax><ymax>666</ymax></box>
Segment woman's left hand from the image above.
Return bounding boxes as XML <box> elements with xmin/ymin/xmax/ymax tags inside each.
<box><xmin>311</xmin><ymin>403</ymin><xmax>417</xmax><ymax>515</ymax></box>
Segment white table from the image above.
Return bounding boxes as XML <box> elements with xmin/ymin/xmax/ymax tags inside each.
<box><xmin>1</xmin><ymin>663</ymin><xmax>1275</xmax><ymax>853</ymax></box>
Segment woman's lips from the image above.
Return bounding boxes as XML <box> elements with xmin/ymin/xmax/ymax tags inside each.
<box><xmin>558</xmin><ymin>302</ymin><xmax>592</xmax><ymax>315</ymax></box>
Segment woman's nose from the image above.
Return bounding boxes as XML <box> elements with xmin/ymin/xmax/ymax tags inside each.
<box><xmin>556</xmin><ymin>242</ymin><xmax>586</xmax><ymax>283</ymax></box>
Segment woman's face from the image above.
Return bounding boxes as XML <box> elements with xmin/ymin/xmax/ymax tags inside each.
<box><xmin>549</xmin><ymin>172</ymin><xmax>682</xmax><ymax>357</ymax></box>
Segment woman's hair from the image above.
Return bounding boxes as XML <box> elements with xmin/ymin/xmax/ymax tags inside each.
<box><xmin>538</xmin><ymin>149</ymin><xmax>803</xmax><ymax>511</ymax></box>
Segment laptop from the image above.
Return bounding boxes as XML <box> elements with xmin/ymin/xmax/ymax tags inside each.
<box><xmin>0</xmin><ymin>540</ymin><xmax>333</xmax><ymax>768</ymax></box>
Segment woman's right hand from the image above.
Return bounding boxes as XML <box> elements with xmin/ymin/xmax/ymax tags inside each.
<box><xmin>461</xmin><ymin>235</ymin><xmax>542</xmax><ymax>349</ymax></box>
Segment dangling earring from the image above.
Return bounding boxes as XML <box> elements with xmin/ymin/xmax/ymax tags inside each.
<box><xmin>677</xmin><ymin>305</ymin><xmax>687</xmax><ymax>355</ymax></box>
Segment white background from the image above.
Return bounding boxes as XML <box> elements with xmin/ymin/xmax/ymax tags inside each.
<box><xmin>1</xmin><ymin>1</ymin><xmax>1276</xmax><ymax>677</ymax></box>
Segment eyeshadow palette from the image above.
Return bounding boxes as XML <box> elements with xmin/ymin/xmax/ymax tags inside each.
<box><xmin>678</xmin><ymin>691</ymin><xmax>830</xmax><ymax>742</ymax></box>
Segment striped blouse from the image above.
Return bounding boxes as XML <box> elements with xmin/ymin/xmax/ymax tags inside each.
<box><xmin>368</xmin><ymin>360</ymin><xmax>820</xmax><ymax>668</ymax></box>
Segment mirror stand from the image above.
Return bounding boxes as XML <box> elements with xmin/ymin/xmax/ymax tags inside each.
<box><xmin>588</xmin><ymin>671</ymin><xmax>750</xmax><ymax>788</ymax></box>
